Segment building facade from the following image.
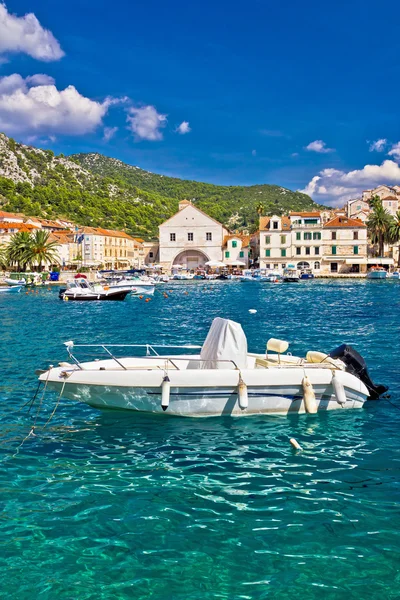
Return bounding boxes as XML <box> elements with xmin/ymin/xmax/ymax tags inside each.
<box><xmin>258</xmin><ymin>212</ymin><xmax>367</xmax><ymax>274</ymax></box>
<box><xmin>222</xmin><ymin>234</ymin><xmax>250</xmax><ymax>268</ymax></box>
<box><xmin>159</xmin><ymin>200</ymin><xmax>229</xmax><ymax>269</ymax></box>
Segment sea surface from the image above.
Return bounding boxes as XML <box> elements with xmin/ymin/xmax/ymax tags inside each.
<box><xmin>0</xmin><ymin>279</ymin><xmax>399</xmax><ymax>600</ymax></box>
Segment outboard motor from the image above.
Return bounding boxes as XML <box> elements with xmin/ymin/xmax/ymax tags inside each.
<box><xmin>329</xmin><ymin>344</ymin><xmax>388</xmax><ymax>400</ymax></box>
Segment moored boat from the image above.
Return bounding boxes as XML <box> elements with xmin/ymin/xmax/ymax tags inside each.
<box><xmin>59</xmin><ymin>278</ymin><xmax>130</xmax><ymax>301</ymax></box>
<box><xmin>0</xmin><ymin>285</ymin><xmax>22</xmax><ymax>294</ymax></box>
<box><xmin>283</xmin><ymin>266</ymin><xmax>300</xmax><ymax>282</ymax></box>
<box><xmin>367</xmin><ymin>267</ymin><xmax>387</xmax><ymax>279</ymax></box>
<box><xmin>37</xmin><ymin>318</ymin><xmax>387</xmax><ymax>417</ymax></box>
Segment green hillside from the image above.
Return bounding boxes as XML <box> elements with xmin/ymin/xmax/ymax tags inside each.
<box><xmin>0</xmin><ymin>133</ymin><xmax>323</xmax><ymax>238</ymax></box>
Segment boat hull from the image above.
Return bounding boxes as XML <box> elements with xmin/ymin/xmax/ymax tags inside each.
<box><xmin>367</xmin><ymin>271</ymin><xmax>387</xmax><ymax>279</ymax></box>
<box><xmin>41</xmin><ymin>365</ymin><xmax>368</xmax><ymax>417</ymax></box>
<box><xmin>59</xmin><ymin>289</ymin><xmax>130</xmax><ymax>301</ymax></box>
<box><xmin>0</xmin><ymin>285</ymin><xmax>22</xmax><ymax>294</ymax></box>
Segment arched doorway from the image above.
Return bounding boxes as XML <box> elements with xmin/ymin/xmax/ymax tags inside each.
<box><xmin>297</xmin><ymin>261</ymin><xmax>310</xmax><ymax>270</ymax></box>
<box><xmin>173</xmin><ymin>249</ymin><xmax>209</xmax><ymax>270</ymax></box>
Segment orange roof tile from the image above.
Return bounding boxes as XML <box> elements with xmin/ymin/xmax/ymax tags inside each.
<box><xmin>0</xmin><ymin>210</ymin><xmax>26</xmax><ymax>220</ymax></box>
<box><xmin>259</xmin><ymin>217</ymin><xmax>270</xmax><ymax>230</ymax></box>
<box><xmin>223</xmin><ymin>234</ymin><xmax>250</xmax><ymax>248</ymax></box>
<box><xmin>323</xmin><ymin>216</ymin><xmax>366</xmax><ymax>228</ymax></box>
<box><xmin>0</xmin><ymin>223</ymin><xmax>36</xmax><ymax>232</ymax></box>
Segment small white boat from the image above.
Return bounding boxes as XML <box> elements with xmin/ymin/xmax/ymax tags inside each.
<box><xmin>105</xmin><ymin>277</ymin><xmax>155</xmax><ymax>296</ymax></box>
<box><xmin>388</xmin><ymin>271</ymin><xmax>399</xmax><ymax>279</ymax></box>
<box><xmin>367</xmin><ymin>267</ymin><xmax>387</xmax><ymax>279</ymax></box>
<box><xmin>0</xmin><ymin>285</ymin><xmax>22</xmax><ymax>294</ymax></box>
<box><xmin>38</xmin><ymin>318</ymin><xmax>387</xmax><ymax>417</ymax></box>
<box><xmin>283</xmin><ymin>267</ymin><xmax>300</xmax><ymax>282</ymax></box>
<box><xmin>2</xmin><ymin>278</ymin><xmax>26</xmax><ymax>286</ymax></box>
<box><xmin>59</xmin><ymin>278</ymin><xmax>130</xmax><ymax>301</ymax></box>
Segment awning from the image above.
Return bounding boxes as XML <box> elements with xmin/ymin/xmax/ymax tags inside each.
<box><xmin>345</xmin><ymin>258</ymin><xmax>368</xmax><ymax>265</ymax></box>
<box><xmin>367</xmin><ymin>257</ymin><xmax>394</xmax><ymax>265</ymax></box>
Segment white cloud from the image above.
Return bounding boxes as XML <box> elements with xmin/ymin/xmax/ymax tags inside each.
<box><xmin>368</xmin><ymin>138</ymin><xmax>387</xmax><ymax>152</ymax></box>
<box><xmin>305</xmin><ymin>139</ymin><xmax>334</xmax><ymax>153</ymax></box>
<box><xmin>0</xmin><ymin>3</ymin><xmax>64</xmax><ymax>61</ymax></box>
<box><xmin>0</xmin><ymin>73</ymin><xmax>115</xmax><ymax>136</ymax></box>
<box><xmin>300</xmin><ymin>159</ymin><xmax>400</xmax><ymax>205</ymax></box>
<box><xmin>127</xmin><ymin>105</ymin><xmax>167</xmax><ymax>141</ymax></box>
<box><xmin>26</xmin><ymin>73</ymin><xmax>55</xmax><ymax>86</ymax></box>
<box><xmin>103</xmin><ymin>126</ymin><xmax>118</xmax><ymax>141</ymax></box>
<box><xmin>176</xmin><ymin>121</ymin><xmax>191</xmax><ymax>135</ymax></box>
<box><xmin>388</xmin><ymin>142</ymin><xmax>400</xmax><ymax>160</ymax></box>
<box><xmin>252</xmin><ymin>149</ymin><xmax>257</xmax><ymax>156</ymax></box>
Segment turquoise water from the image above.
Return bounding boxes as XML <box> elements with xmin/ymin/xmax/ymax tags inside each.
<box><xmin>1</xmin><ymin>280</ymin><xmax>400</xmax><ymax>599</ymax></box>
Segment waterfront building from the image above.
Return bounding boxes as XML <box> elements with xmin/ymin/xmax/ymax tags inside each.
<box><xmin>0</xmin><ymin>210</ymin><xmax>25</xmax><ymax>224</ymax></box>
<box><xmin>361</xmin><ymin>185</ymin><xmax>399</xmax><ymax>216</ymax></box>
<box><xmin>222</xmin><ymin>234</ymin><xmax>250</xmax><ymax>268</ymax></box>
<box><xmin>0</xmin><ymin>222</ymin><xmax>38</xmax><ymax>247</ymax></box>
<box><xmin>259</xmin><ymin>215</ymin><xmax>292</xmax><ymax>270</ymax></box>
<box><xmin>289</xmin><ymin>212</ymin><xmax>324</xmax><ymax>273</ymax></box>
<box><xmin>159</xmin><ymin>200</ymin><xmax>229</xmax><ymax>270</ymax></box>
<box><xmin>142</xmin><ymin>240</ymin><xmax>160</xmax><ymax>265</ymax></box>
<box><xmin>76</xmin><ymin>227</ymin><xmax>139</xmax><ymax>269</ymax></box>
<box><xmin>347</xmin><ymin>199</ymin><xmax>371</xmax><ymax>222</ymax></box>
<box><xmin>321</xmin><ymin>216</ymin><xmax>367</xmax><ymax>274</ymax></box>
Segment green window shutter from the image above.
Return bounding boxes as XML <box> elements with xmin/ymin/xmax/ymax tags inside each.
<box><xmin>332</xmin><ymin>246</ymin><xmax>337</xmax><ymax>255</ymax></box>
<box><xmin>239</xmin><ymin>251</ymin><xmax>244</xmax><ymax>257</ymax></box>
<box><xmin>281</xmin><ymin>235</ymin><xmax>286</xmax><ymax>244</ymax></box>
<box><xmin>313</xmin><ymin>232</ymin><xmax>321</xmax><ymax>240</ymax></box>
<box><xmin>296</xmin><ymin>232</ymin><xmax>301</xmax><ymax>240</ymax></box>
<box><xmin>354</xmin><ymin>246</ymin><xmax>359</xmax><ymax>255</ymax></box>
<box><xmin>265</xmin><ymin>235</ymin><xmax>270</xmax><ymax>244</ymax></box>
<box><xmin>232</xmin><ymin>240</ymin><xmax>237</xmax><ymax>248</ymax></box>
<box><xmin>225</xmin><ymin>251</ymin><xmax>230</xmax><ymax>258</ymax></box>
<box><xmin>281</xmin><ymin>249</ymin><xmax>286</xmax><ymax>257</ymax></box>
<box><xmin>265</xmin><ymin>249</ymin><xmax>270</xmax><ymax>257</ymax></box>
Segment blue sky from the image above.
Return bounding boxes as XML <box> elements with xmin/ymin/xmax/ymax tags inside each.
<box><xmin>1</xmin><ymin>0</ymin><xmax>400</xmax><ymax>205</ymax></box>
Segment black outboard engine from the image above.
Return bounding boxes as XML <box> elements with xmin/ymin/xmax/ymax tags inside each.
<box><xmin>329</xmin><ymin>344</ymin><xmax>388</xmax><ymax>400</ymax></box>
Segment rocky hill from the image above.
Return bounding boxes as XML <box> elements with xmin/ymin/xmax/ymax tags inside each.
<box><xmin>0</xmin><ymin>133</ymin><xmax>323</xmax><ymax>237</ymax></box>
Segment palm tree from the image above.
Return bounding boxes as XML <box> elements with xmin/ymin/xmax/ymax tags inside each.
<box><xmin>389</xmin><ymin>210</ymin><xmax>400</xmax><ymax>267</ymax></box>
<box><xmin>366</xmin><ymin>199</ymin><xmax>392</xmax><ymax>257</ymax></box>
<box><xmin>0</xmin><ymin>246</ymin><xmax>8</xmax><ymax>271</ymax></box>
<box><xmin>26</xmin><ymin>230</ymin><xmax>60</xmax><ymax>272</ymax></box>
<box><xmin>256</xmin><ymin>202</ymin><xmax>265</xmax><ymax>217</ymax></box>
<box><xmin>6</xmin><ymin>231</ymin><xmax>33</xmax><ymax>271</ymax></box>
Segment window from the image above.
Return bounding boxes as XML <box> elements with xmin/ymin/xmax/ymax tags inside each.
<box><xmin>298</xmin><ymin>262</ymin><xmax>310</xmax><ymax>269</ymax></box>
<box><xmin>188</xmin><ymin>233</ymin><xmax>193</xmax><ymax>241</ymax></box>
<box><xmin>274</xmin><ymin>264</ymin><xmax>279</xmax><ymax>269</ymax></box>
<box><xmin>332</xmin><ymin>246</ymin><xmax>337</xmax><ymax>255</ymax></box>
<box><xmin>149</xmin><ymin>252</ymin><xmax>154</xmax><ymax>258</ymax></box>
<box><xmin>305</xmin><ymin>247</ymin><xmax>310</xmax><ymax>255</ymax></box>
<box><xmin>296</xmin><ymin>247</ymin><xmax>301</xmax><ymax>255</ymax></box>
<box><xmin>265</xmin><ymin>249</ymin><xmax>271</xmax><ymax>257</ymax></box>
<box><xmin>304</xmin><ymin>232</ymin><xmax>312</xmax><ymax>240</ymax></box>
<box><xmin>281</xmin><ymin>235</ymin><xmax>286</xmax><ymax>244</ymax></box>
<box><xmin>306</xmin><ymin>219</ymin><xmax>319</xmax><ymax>224</ymax></box>
<box><xmin>265</xmin><ymin>263</ymin><xmax>271</xmax><ymax>269</ymax></box>
<box><xmin>313</xmin><ymin>232</ymin><xmax>321</xmax><ymax>240</ymax></box>
<box><xmin>206</xmin><ymin>232</ymin><xmax>212</xmax><ymax>241</ymax></box>
<box><xmin>314</xmin><ymin>246</ymin><xmax>320</xmax><ymax>255</ymax></box>
<box><xmin>239</xmin><ymin>251</ymin><xmax>244</xmax><ymax>258</ymax></box>
<box><xmin>265</xmin><ymin>235</ymin><xmax>270</xmax><ymax>244</ymax></box>
<box><xmin>225</xmin><ymin>251</ymin><xmax>230</xmax><ymax>258</ymax></box>
<box><xmin>281</xmin><ymin>249</ymin><xmax>286</xmax><ymax>257</ymax></box>
<box><xmin>353</xmin><ymin>231</ymin><xmax>358</xmax><ymax>240</ymax></box>
<box><xmin>354</xmin><ymin>246</ymin><xmax>359</xmax><ymax>255</ymax></box>
<box><xmin>170</xmin><ymin>233</ymin><xmax>176</xmax><ymax>241</ymax></box>
<box><xmin>357</xmin><ymin>205</ymin><xmax>361</xmax><ymax>211</ymax></box>
<box><xmin>296</xmin><ymin>232</ymin><xmax>301</xmax><ymax>240</ymax></box>
<box><xmin>314</xmin><ymin>261</ymin><xmax>321</xmax><ymax>270</ymax></box>
<box><xmin>232</xmin><ymin>240</ymin><xmax>237</xmax><ymax>248</ymax></box>
<box><xmin>332</xmin><ymin>231</ymin><xmax>337</xmax><ymax>240</ymax></box>
<box><xmin>281</xmin><ymin>263</ymin><xmax>286</xmax><ymax>268</ymax></box>
<box><xmin>330</xmin><ymin>262</ymin><xmax>338</xmax><ymax>273</ymax></box>
<box><xmin>273</xmin><ymin>221</ymin><xmax>279</xmax><ymax>229</ymax></box>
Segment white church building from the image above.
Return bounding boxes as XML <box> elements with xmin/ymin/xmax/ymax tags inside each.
<box><xmin>159</xmin><ymin>200</ymin><xmax>229</xmax><ymax>270</ymax></box>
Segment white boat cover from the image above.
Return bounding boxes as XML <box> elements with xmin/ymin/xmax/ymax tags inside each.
<box><xmin>200</xmin><ymin>318</ymin><xmax>248</xmax><ymax>370</ymax></box>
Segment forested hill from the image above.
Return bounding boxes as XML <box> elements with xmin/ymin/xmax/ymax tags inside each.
<box><xmin>73</xmin><ymin>153</ymin><xmax>323</xmax><ymax>230</ymax></box>
<box><xmin>0</xmin><ymin>132</ymin><xmax>323</xmax><ymax>238</ymax></box>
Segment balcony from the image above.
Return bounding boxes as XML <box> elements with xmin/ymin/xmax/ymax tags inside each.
<box><xmin>291</xmin><ymin>223</ymin><xmax>322</xmax><ymax>228</ymax></box>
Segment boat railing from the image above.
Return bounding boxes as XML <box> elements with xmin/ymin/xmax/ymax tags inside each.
<box><xmin>63</xmin><ymin>342</ymin><xmax>241</xmax><ymax>371</ymax></box>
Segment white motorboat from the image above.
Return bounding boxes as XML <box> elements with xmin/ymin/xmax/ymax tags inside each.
<box><xmin>367</xmin><ymin>267</ymin><xmax>387</xmax><ymax>279</ymax></box>
<box><xmin>37</xmin><ymin>318</ymin><xmax>387</xmax><ymax>417</ymax></box>
<box><xmin>59</xmin><ymin>278</ymin><xmax>131</xmax><ymax>301</ymax></box>
<box><xmin>283</xmin><ymin>267</ymin><xmax>300</xmax><ymax>282</ymax></box>
<box><xmin>105</xmin><ymin>277</ymin><xmax>155</xmax><ymax>296</ymax></box>
<box><xmin>2</xmin><ymin>278</ymin><xmax>26</xmax><ymax>286</ymax></box>
<box><xmin>0</xmin><ymin>285</ymin><xmax>22</xmax><ymax>294</ymax></box>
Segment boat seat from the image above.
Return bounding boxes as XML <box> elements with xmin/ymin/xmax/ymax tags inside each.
<box><xmin>306</xmin><ymin>351</ymin><xmax>344</xmax><ymax>369</ymax></box>
<box><xmin>255</xmin><ymin>355</ymin><xmax>304</xmax><ymax>368</ymax></box>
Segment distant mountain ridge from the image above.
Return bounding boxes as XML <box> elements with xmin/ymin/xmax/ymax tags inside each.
<box><xmin>0</xmin><ymin>133</ymin><xmax>323</xmax><ymax>238</ymax></box>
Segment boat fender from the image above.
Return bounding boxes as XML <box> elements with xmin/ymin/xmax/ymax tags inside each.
<box><xmin>161</xmin><ymin>375</ymin><xmax>171</xmax><ymax>411</ymax></box>
<box><xmin>302</xmin><ymin>375</ymin><xmax>317</xmax><ymax>413</ymax></box>
<box><xmin>64</xmin><ymin>296</ymin><xmax>69</xmax><ymax>302</ymax></box>
<box><xmin>290</xmin><ymin>438</ymin><xmax>302</xmax><ymax>451</ymax></box>
<box><xmin>238</xmin><ymin>375</ymin><xmax>248</xmax><ymax>410</ymax></box>
<box><xmin>332</xmin><ymin>371</ymin><xmax>346</xmax><ymax>406</ymax></box>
